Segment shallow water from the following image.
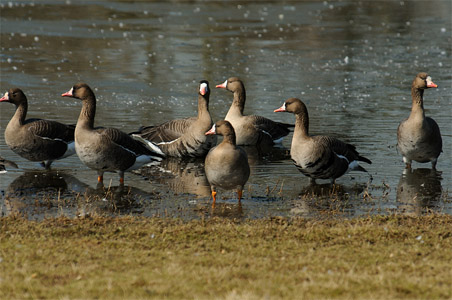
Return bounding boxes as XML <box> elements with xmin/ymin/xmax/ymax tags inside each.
<box><xmin>1</xmin><ymin>0</ymin><xmax>451</xmax><ymax>220</ymax></box>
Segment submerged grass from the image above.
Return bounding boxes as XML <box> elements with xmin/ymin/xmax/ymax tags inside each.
<box><xmin>1</xmin><ymin>214</ymin><xmax>451</xmax><ymax>299</ymax></box>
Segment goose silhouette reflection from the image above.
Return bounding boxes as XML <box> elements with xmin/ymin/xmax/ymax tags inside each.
<box><xmin>138</xmin><ymin>157</ymin><xmax>211</xmax><ymax>198</ymax></box>
<box><xmin>0</xmin><ymin>156</ymin><xmax>18</xmax><ymax>173</ymax></box>
<box><xmin>2</xmin><ymin>171</ymin><xmax>152</xmax><ymax>217</ymax></box>
<box><xmin>4</xmin><ymin>171</ymin><xmax>74</xmax><ymax>217</ymax></box>
<box><xmin>396</xmin><ymin>168</ymin><xmax>443</xmax><ymax>215</ymax></box>
<box><xmin>6</xmin><ymin>170</ymin><xmax>70</xmax><ymax>196</ymax></box>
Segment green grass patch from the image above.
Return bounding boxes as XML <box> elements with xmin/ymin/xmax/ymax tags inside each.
<box><xmin>1</xmin><ymin>215</ymin><xmax>451</xmax><ymax>299</ymax></box>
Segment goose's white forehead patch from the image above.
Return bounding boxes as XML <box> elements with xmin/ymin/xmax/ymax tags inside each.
<box><xmin>200</xmin><ymin>82</ymin><xmax>208</xmax><ymax>91</ymax></box>
<box><xmin>3</xmin><ymin>92</ymin><xmax>9</xmax><ymax>99</ymax></box>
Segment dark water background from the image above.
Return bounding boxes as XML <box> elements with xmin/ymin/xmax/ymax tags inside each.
<box><xmin>1</xmin><ymin>0</ymin><xmax>451</xmax><ymax>219</ymax></box>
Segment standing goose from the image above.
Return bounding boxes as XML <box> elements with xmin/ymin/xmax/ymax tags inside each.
<box><xmin>274</xmin><ymin>98</ymin><xmax>371</xmax><ymax>184</ymax></box>
<box><xmin>0</xmin><ymin>88</ymin><xmax>75</xmax><ymax>169</ymax></box>
<box><xmin>204</xmin><ymin>120</ymin><xmax>250</xmax><ymax>208</ymax></box>
<box><xmin>133</xmin><ymin>80</ymin><xmax>216</xmax><ymax>158</ymax></box>
<box><xmin>397</xmin><ymin>72</ymin><xmax>442</xmax><ymax>169</ymax></box>
<box><xmin>61</xmin><ymin>83</ymin><xmax>165</xmax><ymax>184</ymax></box>
<box><xmin>216</xmin><ymin>77</ymin><xmax>293</xmax><ymax>147</ymax></box>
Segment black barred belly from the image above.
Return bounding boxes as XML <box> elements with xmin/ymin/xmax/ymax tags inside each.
<box><xmin>293</xmin><ymin>154</ymin><xmax>347</xmax><ymax>180</ymax></box>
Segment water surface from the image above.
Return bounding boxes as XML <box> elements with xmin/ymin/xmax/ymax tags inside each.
<box><xmin>1</xmin><ymin>0</ymin><xmax>451</xmax><ymax>219</ymax></box>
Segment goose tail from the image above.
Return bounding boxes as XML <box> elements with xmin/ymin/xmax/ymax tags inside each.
<box><xmin>131</xmin><ymin>134</ymin><xmax>165</xmax><ymax>159</ymax></box>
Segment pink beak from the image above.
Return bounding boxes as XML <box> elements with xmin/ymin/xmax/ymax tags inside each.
<box><xmin>274</xmin><ymin>104</ymin><xmax>286</xmax><ymax>112</ymax></box>
<box><xmin>215</xmin><ymin>80</ymin><xmax>227</xmax><ymax>89</ymax></box>
<box><xmin>0</xmin><ymin>92</ymin><xmax>9</xmax><ymax>102</ymax></box>
<box><xmin>205</xmin><ymin>125</ymin><xmax>216</xmax><ymax>136</ymax></box>
<box><xmin>61</xmin><ymin>88</ymin><xmax>73</xmax><ymax>97</ymax></box>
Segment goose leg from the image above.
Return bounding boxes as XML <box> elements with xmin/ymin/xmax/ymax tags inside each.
<box><xmin>237</xmin><ymin>189</ymin><xmax>243</xmax><ymax>205</ymax></box>
<box><xmin>119</xmin><ymin>171</ymin><xmax>125</xmax><ymax>185</ymax></box>
<box><xmin>97</xmin><ymin>171</ymin><xmax>104</xmax><ymax>183</ymax></box>
<box><xmin>211</xmin><ymin>189</ymin><xmax>217</xmax><ymax>208</ymax></box>
<box><xmin>40</xmin><ymin>161</ymin><xmax>52</xmax><ymax>169</ymax></box>
<box><xmin>403</xmin><ymin>157</ymin><xmax>411</xmax><ymax>169</ymax></box>
<box><xmin>96</xmin><ymin>181</ymin><xmax>105</xmax><ymax>190</ymax></box>
<box><xmin>45</xmin><ymin>160</ymin><xmax>54</xmax><ymax>169</ymax></box>
<box><xmin>431</xmin><ymin>159</ymin><xmax>438</xmax><ymax>169</ymax></box>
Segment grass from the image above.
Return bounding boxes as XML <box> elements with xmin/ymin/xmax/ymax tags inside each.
<box><xmin>1</xmin><ymin>214</ymin><xmax>451</xmax><ymax>299</ymax></box>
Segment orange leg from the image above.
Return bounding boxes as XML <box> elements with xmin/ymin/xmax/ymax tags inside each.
<box><xmin>97</xmin><ymin>175</ymin><xmax>103</xmax><ymax>183</ymax></box>
<box><xmin>211</xmin><ymin>191</ymin><xmax>217</xmax><ymax>208</ymax></box>
<box><xmin>237</xmin><ymin>189</ymin><xmax>243</xmax><ymax>205</ymax></box>
<box><xmin>119</xmin><ymin>171</ymin><xmax>125</xmax><ymax>185</ymax></box>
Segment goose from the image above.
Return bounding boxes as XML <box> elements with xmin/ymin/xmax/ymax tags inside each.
<box><xmin>61</xmin><ymin>83</ymin><xmax>165</xmax><ymax>184</ymax></box>
<box><xmin>216</xmin><ymin>77</ymin><xmax>293</xmax><ymax>147</ymax></box>
<box><xmin>274</xmin><ymin>98</ymin><xmax>371</xmax><ymax>184</ymax></box>
<box><xmin>133</xmin><ymin>80</ymin><xmax>216</xmax><ymax>158</ymax></box>
<box><xmin>204</xmin><ymin>120</ymin><xmax>250</xmax><ymax>208</ymax></box>
<box><xmin>0</xmin><ymin>88</ymin><xmax>75</xmax><ymax>169</ymax></box>
<box><xmin>397</xmin><ymin>72</ymin><xmax>442</xmax><ymax>169</ymax></box>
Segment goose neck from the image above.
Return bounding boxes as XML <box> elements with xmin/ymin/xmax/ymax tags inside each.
<box><xmin>78</xmin><ymin>96</ymin><xmax>96</xmax><ymax>129</ymax></box>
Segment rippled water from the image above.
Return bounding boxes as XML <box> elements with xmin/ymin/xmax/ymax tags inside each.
<box><xmin>1</xmin><ymin>0</ymin><xmax>451</xmax><ymax>219</ymax></box>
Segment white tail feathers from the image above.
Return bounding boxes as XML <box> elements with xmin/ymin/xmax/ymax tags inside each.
<box><xmin>131</xmin><ymin>134</ymin><xmax>165</xmax><ymax>157</ymax></box>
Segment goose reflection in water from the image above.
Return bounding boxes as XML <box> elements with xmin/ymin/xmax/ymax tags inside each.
<box><xmin>6</xmin><ymin>171</ymin><xmax>70</xmax><ymax>195</ymax></box>
<box><xmin>3</xmin><ymin>171</ymin><xmax>73</xmax><ymax>217</ymax></box>
<box><xmin>396</xmin><ymin>168</ymin><xmax>443</xmax><ymax>215</ymax></box>
<box><xmin>2</xmin><ymin>171</ymin><xmax>151</xmax><ymax>218</ymax></box>
<box><xmin>138</xmin><ymin>157</ymin><xmax>211</xmax><ymax>198</ymax></box>
<box><xmin>0</xmin><ymin>156</ymin><xmax>18</xmax><ymax>173</ymax></box>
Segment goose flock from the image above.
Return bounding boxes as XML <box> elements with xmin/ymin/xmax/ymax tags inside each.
<box><xmin>0</xmin><ymin>73</ymin><xmax>442</xmax><ymax>207</ymax></box>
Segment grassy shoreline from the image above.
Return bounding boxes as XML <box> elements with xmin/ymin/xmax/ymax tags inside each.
<box><xmin>1</xmin><ymin>214</ymin><xmax>451</xmax><ymax>299</ymax></box>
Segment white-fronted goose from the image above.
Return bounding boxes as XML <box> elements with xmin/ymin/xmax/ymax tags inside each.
<box><xmin>133</xmin><ymin>80</ymin><xmax>216</xmax><ymax>158</ymax></box>
<box><xmin>274</xmin><ymin>98</ymin><xmax>371</xmax><ymax>184</ymax></box>
<box><xmin>204</xmin><ymin>120</ymin><xmax>250</xmax><ymax>208</ymax></box>
<box><xmin>397</xmin><ymin>72</ymin><xmax>442</xmax><ymax>169</ymax></box>
<box><xmin>62</xmin><ymin>83</ymin><xmax>165</xmax><ymax>184</ymax></box>
<box><xmin>216</xmin><ymin>77</ymin><xmax>293</xmax><ymax>147</ymax></box>
<box><xmin>0</xmin><ymin>88</ymin><xmax>75</xmax><ymax>169</ymax></box>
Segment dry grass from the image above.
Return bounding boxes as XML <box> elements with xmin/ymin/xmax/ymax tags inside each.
<box><xmin>1</xmin><ymin>214</ymin><xmax>451</xmax><ymax>299</ymax></box>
